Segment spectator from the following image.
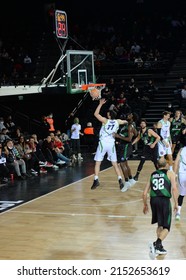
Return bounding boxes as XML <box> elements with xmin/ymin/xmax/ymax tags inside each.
<box><xmin>97</xmin><ymin>49</ymin><xmax>107</xmax><ymax>61</ymax></box>
<box><xmin>134</xmin><ymin>55</ymin><xmax>143</xmax><ymax>68</ymax></box>
<box><xmin>4</xmin><ymin>115</ymin><xmax>16</xmax><ymax>138</ymax></box>
<box><xmin>45</xmin><ymin>113</ymin><xmax>55</xmax><ymax>133</ymax></box>
<box><xmin>143</xmin><ymin>79</ymin><xmax>158</xmax><ymax>101</ymax></box>
<box><xmin>107</xmin><ymin>95</ymin><xmax>119</xmax><ymax>116</ymax></box>
<box><xmin>116</xmin><ymin>92</ymin><xmax>127</xmax><ymax>108</ymax></box>
<box><xmin>175</xmin><ymin>77</ymin><xmax>185</xmax><ymax>93</ymax></box>
<box><xmin>118</xmin><ymin>79</ymin><xmax>128</xmax><ymax>93</ymax></box>
<box><xmin>23</xmin><ymin>54</ymin><xmax>33</xmax><ymax>76</ymax></box>
<box><xmin>40</xmin><ymin>115</ymin><xmax>50</xmax><ymax>139</ymax></box>
<box><xmin>71</xmin><ymin>117</ymin><xmax>84</xmax><ymax>161</ymax></box>
<box><xmin>15</xmin><ymin>136</ymin><xmax>40</xmax><ymax>176</ymax></box>
<box><xmin>29</xmin><ymin>135</ymin><xmax>53</xmax><ymax>170</ymax></box>
<box><xmin>0</xmin><ymin>143</ymin><xmax>9</xmax><ymax>184</ymax></box>
<box><xmin>53</xmin><ymin>135</ymin><xmax>73</xmax><ymax>166</ymax></box>
<box><xmin>0</xmin><ymin>128</ymin><xmax>12</xmax><ymax>143</ymax></box>
<box><xmin>0</xmin><ymin>117</ymin><xmax>6</xmax><ymax>132</ymax></box>
<box><xmin>41</xmin><ymin>136</ymin><xmax>59</xmax><ymax>170</ymax></box>
<box><xmin>83</xmin><ymin>122</ymin><xmax>96</xmax><ymax>153</ymax></box>
<box><xmin>115</xmin><ymin>42</ymin><xmax>125</xmax><ymax>60</ymax></box>
<box><xmin>61</xmin><ymin>132</ymin><xmax>72</xmax><ymax>158</ymax></box>
<box><xmin>10</xmin><ymin>126</ymin><xmax>23</xmax><ymax>142</ymax></box>
<box><xmin>174</xmin><ymin>77</ymin><xmax>185</xmax><ymax>105</ymax></box>
<box><xmin>4</xmin><ymin>139</ymin><xmax>29</xmax><ymax>180</ymax></box>
<box><xmin>181</xmin><ymin>84</ymin><xmax>186</xmax><ymax>99</ymax></box>
<box><xmin>130</xmin><ymin>42</ymin><xmax>141</xmax><ymax>55</ymax></box>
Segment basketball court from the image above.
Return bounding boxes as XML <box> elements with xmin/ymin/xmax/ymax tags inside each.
<box><xmin>0</xmin><ymin>9</ymin><xmax>185</xmax><ymax>262</ymax></box>
<box><xmin>0</xmin><ymin>158</ymin><xmax>185</xmax><ymax>260</ymax></box>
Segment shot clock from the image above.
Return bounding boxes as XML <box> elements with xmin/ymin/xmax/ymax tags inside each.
<box><xmin>55</xmin><ymin>10</ymin><xmax>68</xmax><ymax>39</ymax></box>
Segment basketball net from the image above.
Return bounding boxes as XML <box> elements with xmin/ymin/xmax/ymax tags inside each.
<box><xmin>81</xmin><ymin>83</ymin><xmax>106</xmax><ymax>100</ymax></box>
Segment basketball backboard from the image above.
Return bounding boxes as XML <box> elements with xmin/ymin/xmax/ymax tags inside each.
<box><xmin>66</xmin><ymin>50</ymin><xmax>96</xmax><ymax>94</ymax></box>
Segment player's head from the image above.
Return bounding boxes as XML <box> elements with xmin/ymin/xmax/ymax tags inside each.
<box><xmin>140</xmin><ymin>119</ymin><xmax>147</xmax><ymax>128</ymax></box>
<box><xmin>74</xmin><ymin>117</ymin><xmax>79</xmax><ymax>124</ymax></box>
<box><xmin>175</xmin><ymin>110</ymin><xmax>182</xmax><ymax>117</ymax></box>
<box><xmin>157</xmin><ymin>158</ymin><xmax>167</xmax><ymax>168</ymax></box>
<box><xmin>108</xmin><ymin>110</ymin><xmax>117</xmax><ymax>120</ymax></box>
<box><xmin>162</xmin><ymin>111</ymin><xmax>170</xmax><ymax>119</ymax></box>
<box><xmin>126</xmin><ymin>112</ymin><xmax>133</xmax><ymax>121</ymax></box>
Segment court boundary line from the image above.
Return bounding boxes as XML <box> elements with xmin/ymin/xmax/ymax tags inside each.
<box><xmin>0</xmin><ymin>167</ymin><xmax>112</xmax><ymax>216</ymax></box>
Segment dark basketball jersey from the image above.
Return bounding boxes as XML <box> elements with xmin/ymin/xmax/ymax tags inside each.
<box><xmin>140</xmin><ymin>127</ymin><xmax>155</xmax><ymax>145</ymax></box>
<box><xmin>117</xmin><ymin>124</ymin><xmax>132</xmax><ymax>161</ymax></box>
<box><xmin>118</xmin><ymin>124</ymin><xmax>130</xmax><ymax>144</ymax></box>
<box><xmin>150</xmin><ymin>169</ymin><xmax>171</xmax><ymax>198</ymax></box>
<box><xmin>170</xmin><ymin>117</ymin><xmax>182</xmax><ymax>137</ymax></box>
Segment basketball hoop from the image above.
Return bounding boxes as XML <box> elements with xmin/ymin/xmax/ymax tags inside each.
<box><xmin>81</xmin><ymin>83</ymin><xmax>106</xmax><ymax>100</ymax></box>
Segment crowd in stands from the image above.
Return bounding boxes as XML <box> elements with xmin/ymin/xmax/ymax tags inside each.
<box><xmin>0</xmin><ymin>41</ymin><xmax>35</xmax><ymax>86</ymax></box>
<box><xmin>173</xmin><ymin>77</ymin><xmax>186</xmax><ymax>112</ymax></box>
<box><xmin>0</xmin><ymin>113</ymin><xmax>81</xmax><ymax>185</ymax></box>
<box><xmin>83</xmin><ymin>76</ymin><xmax>158</xmax><ymax>127</ymax></box>
<box><xmin>1</xmin><ymin>7</ymin><xmax>186</xmax><ymax>87</ymax></box>
<box><xmin>1</xmin><ymin>4</ymin><xmax>186</xmax><ymax>188</ymax></box>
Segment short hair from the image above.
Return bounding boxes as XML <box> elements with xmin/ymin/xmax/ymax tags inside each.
<box><xmin>109</xmin><ymin>110</ymin><xmax>117</xmax><ymax>120</ymax></box>
<box><xmin>140</xmin><ymin>118</ymin><xmax>147</xmax><ymax>124</ymax></box>
<box><xmin>157</xmin><ymin>158</ymin><xmax>167</xmax><ymax>168</ymax></box>
<box><xmin>162</xmin><ymin>111</ymin><xmax>170</xmax><ymax>116</ymax></box>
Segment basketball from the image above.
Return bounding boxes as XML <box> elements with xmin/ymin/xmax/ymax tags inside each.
<box><xmin>89</xmin><ymin>88</ymin><xmax>101</xmax><ymax>100</ymax></box>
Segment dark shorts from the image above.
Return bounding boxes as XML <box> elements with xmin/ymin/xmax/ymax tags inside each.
<box><xmin>150</xmin><ymin>196</ymin><xmax>172</xmax><ymax>231</ymax></box>
<box><xmin>142</xmin><ymin>144</ymin><xmax>158</xmax><ymax>163</ymax></box>
<box><xmin>171</xmin><ymin>134</ymin><xmax>181</xmax><ymax>144</ymax></box>
<box><xmin>117</xmin><ymin>142</ymin><xmax>133</xmax><ymax>162</ymax></box>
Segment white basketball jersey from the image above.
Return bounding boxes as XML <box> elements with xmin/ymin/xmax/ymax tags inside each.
<box><xmin>159</xmin><ymin>119</ymin><xmax>170</xmax><ymax>141</ymax></box>
<box><xmin>99</xmin><ymin>119</ymin><xmax>119</xmax><ymax>142</ymax></box>
<box><xmin>179</xmin><ymin>147</ymin><xmax>186</xmax><ymax>173</ymax></box>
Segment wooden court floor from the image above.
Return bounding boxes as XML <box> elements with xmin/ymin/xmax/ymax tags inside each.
<box><xmin>0</xmin><ymin>160</ymin><xmax>185</xmax><ymax>260</ymax></box>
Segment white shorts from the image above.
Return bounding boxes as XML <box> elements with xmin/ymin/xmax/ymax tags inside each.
<box><xmin>158</xmin><ymin>141</ymin><xmax>172</xmax><ymax>157</ymax></box>
<box><xmin>94</xmin><ymin>140</ymin><xmax>117</xmax><ymax>162</ymax></box>
<box><xmin>178</xmin><ymin>172</ymin><xmax>186</xmax><ymax>196</ymax></box>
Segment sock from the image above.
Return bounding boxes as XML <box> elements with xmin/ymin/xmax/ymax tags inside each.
<box><xmin>94</xmin><ymin>176</ymin><xmax>98</xmax><ymax>180</ymax></box>
<box><xmin>135</xmin><ymin>171</ymin><xmax>140</xmax><ymax>178</ymax></box>
<box><xmin>118</xmin><ymin>176</ymin><xmax>122</xmax><ymax>180</ymax></box>
<box><xmin>177</xmin><ymin>206</ymin><xmax>181</xmax><ymax>214</ymax></box>
<box><xmin>156</xmin><ymin>238</ymin><xmax>162</xmax><ymax>247</ymax></box>
<box><xmin>129</xmin><ymin>175</ymin><xmax>132</xmax><ymax>179</ymax></box>
<box><xmin>125</xmin><ymin>178</ymin><xmax>129</xmax><ymax>182</ymax></box>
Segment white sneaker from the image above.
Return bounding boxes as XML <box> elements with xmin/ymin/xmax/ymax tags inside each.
<box><xmin>30</xmin><ymin>169</ymin><xmax>38</xmax><ymax>175</ymax></box>
<box><xmin>72</xmin><ymin>154</ymin><xmax>77</xmax><ymax>160</ymax></box>
<box><xmin>129</xmin><ymin>178</ymin><xmax>137</xmax><ymax>187</ymax></box>
<box><xmin>121</xmin><ymin>181</ymin><xmax>131</xmax><ymax>192</ymax></box>
<box><xmin>39</xmin><ymin>161</ymin><xmax>46</xmax><ymax>167</ymax></box>
<box><xmin>148</xmin><ymin>242</ymin><xmax>156</xmax><ymax>260</ymax></box>
<box><xmin>52</xmin><ymin>165</ymin><xmax>59</xmax><ymax>170</ymax></box>
<box><xmin>78</xmin><ymin>156</ymin><xmax>83</xmax><ymax>161</ymax></box>
<box><xmin>57</xmin><ymin>160</ymin><xmax>66</xmax><ymax>165</ymax></box>
<box><xmin>175</xmin><ymin>213</ymin><xmax>181</xmax><ymax>221</ymax></box>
